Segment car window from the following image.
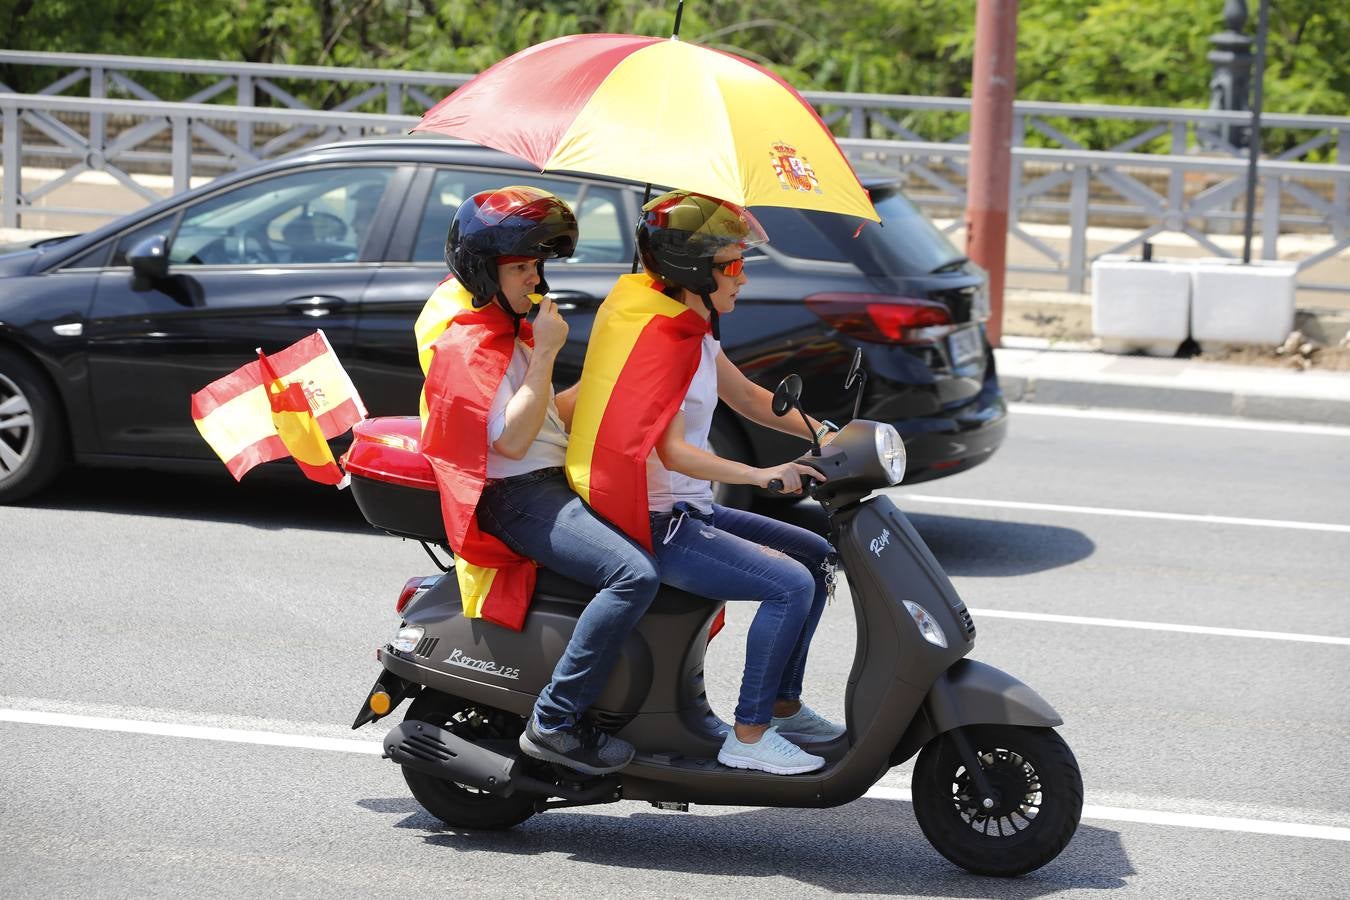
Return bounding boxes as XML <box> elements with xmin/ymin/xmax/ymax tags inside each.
<box><xmin>58</xmin><ymin>240</ymin><xmax>112</xmax><ymax>270</ymax></box>
<box><xmin>167</xmin><ymin>166</ymin><xmax>393</xmax><ymax>266</ymax></box>
<box><xmin>753</xmin><ymin>186</ymin><xmax>965</xmax><ymax>276</ymax></box>
<box><xmin>411</xmin><ymin>169</ymin><xmax>627</xmax><ymax>265</ymax></box>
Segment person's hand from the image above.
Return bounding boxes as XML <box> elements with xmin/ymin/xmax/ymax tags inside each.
<box><xmin>532</xmin><ymin>296</ymin><xmax>569</xmax><ymax>355</ymax></box>
<box><xmin>754</xmin><ymin>461</ymin><xmax>826</xmax><ymax>494</ymax></box>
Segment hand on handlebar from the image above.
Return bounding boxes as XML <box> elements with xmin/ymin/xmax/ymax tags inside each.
<box><xmin>759</xmin><ymin>461</ymin><xmax>827</xmax><ymax>495</ymax></box>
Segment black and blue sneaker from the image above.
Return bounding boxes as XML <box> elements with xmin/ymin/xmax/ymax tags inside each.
<box><xmin>518</xmin><ymin>715</ymin><xmax>635</xmax><ymax>775</ymax></box>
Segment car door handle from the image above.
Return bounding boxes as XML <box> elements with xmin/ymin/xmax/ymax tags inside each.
<box><xmin>285</xmin><ymin>295</ymin><xmax>347</xmax><ymax>317</ymax></box>
<box><xmin>546</xmin><ymin>290</ymin><xmax>597</xmax><ymax>311</ymax></box>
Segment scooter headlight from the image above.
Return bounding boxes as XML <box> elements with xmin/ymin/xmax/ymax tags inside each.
<box><xmin>903</xmin><ymin>601</ymin><xmax>948</xmax><ymax>648</ymax></box>
<box><xmin>391</xmin><ymin>625</ymin><xmax>425</xmax><ymax>654</ymax></box>
<box><xmin>875</xmin><ymin>424</ymin><xmax>907</xmax><ymax>485</ymax></box>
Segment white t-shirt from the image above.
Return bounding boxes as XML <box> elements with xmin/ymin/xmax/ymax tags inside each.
<box><xmin>647</xmin><ymin>334</ymin><xmax>720</xmax><ymax>514</ymax></box>
<box><xmin>485</xmin><ymin>340</ymin><xmax>568</xmax><ymax>478</ymax></box>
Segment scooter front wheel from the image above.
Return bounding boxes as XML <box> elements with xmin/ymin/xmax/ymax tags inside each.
<box><xmin>912</xmin><ymin>725</ymin><xmax>1082</xmax><ymax>877</ymax></box>
<box><xmin>400</xmin><ymin>691</ymin><xmax>536</xmax><ymax>830</ymax></box>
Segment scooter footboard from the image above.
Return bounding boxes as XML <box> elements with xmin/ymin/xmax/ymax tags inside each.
<box><xmin>890</xmin><ymin>659</ymin><xmax>1063</xmax><ymax>765</ymax></box>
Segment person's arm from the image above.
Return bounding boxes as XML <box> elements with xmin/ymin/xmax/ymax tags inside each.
<box><xmin>492</xmin><ymin>298</ymin><xmax>569</xmax><ymax>459</ymax></box>
<box><xmin>554</xmin><ymin>382</ymin><xmax>579</xmax><ymax>432</ymax></box>
<box><xmin>655</xmin><ymin>411</ymin><xmax>824</xmax><ymax>493</ymax></box>
<box><xmin>714</xmin><ymin>351</ymin><xmax>835</xmax><ymax>444</ymax></box>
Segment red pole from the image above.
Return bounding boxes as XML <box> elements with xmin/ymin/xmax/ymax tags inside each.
<box><xmin>965</xmin><ymin>0</ymin><xmax>1019</xmax><ymax>348</ymax></box>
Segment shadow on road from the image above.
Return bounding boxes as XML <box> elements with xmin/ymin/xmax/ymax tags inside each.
<box><xmin>360</xmin><ymin>796</ymin><xmax>1131</xmax><ymax>895</ymax></box>
<box><xmin>16</xmin><ymin>466</ymin><xmax>370</xmax><ymax>534</ymax></box>
<box><xmin>774</xmin><ymin>502</ymin><xmax>1096</xmax><ymax>577</ymax></box>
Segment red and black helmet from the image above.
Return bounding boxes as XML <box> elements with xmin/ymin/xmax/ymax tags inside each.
<box><xmin>636</xmin><ymin>190</ymin><xmax>768</xmax><ymax>295</ymax></box>
<box><xmin>445</xmin><ymin>186</ymin><xmax>579</xmax><ymax>307</ymax></box>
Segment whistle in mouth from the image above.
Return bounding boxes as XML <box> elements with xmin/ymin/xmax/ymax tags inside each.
<box><xmin>527</xmin><ymin>293</ymin><xmax>544</xmax><ymax>305</ymax></box>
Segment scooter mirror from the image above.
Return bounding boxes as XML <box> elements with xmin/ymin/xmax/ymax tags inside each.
<box><xmin>844</xmin><ymin>348</ymin><xmax>863</xmax><ymax>390</ymax></box>
<box><xmin>772</xmin><ymin>374</ymin><xmax>803</xmax><ymax>417</ymax></box>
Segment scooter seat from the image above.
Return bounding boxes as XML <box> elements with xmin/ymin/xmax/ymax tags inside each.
<box><xmin>534</xmin><ymin>568</ymin><xmax>596</xmax><ymax>603</ymax></box>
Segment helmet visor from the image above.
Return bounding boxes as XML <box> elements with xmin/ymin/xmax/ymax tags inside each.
<box><xmin>642</xmin><ymin>192</ymin><xmax>769</xmax><ymax>254</ymax></box>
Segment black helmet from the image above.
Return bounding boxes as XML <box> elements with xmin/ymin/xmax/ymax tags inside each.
<box><xmin>636</xmin><ymin>190</ymin><xmax>768</xmax><ymax>295</ymax></box>
<box><xmin>445</xmin><ymin>186</ymin><xmax>579</xmax><ymax>307</ymax></box>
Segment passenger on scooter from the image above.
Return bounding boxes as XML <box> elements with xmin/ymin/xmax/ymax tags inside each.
<box><xmin>416</xmin><ymin>186</ymin><xmax>659</xmax><ymax>776</ymax></box>
<box><xmin>567</xmin><ymin>189</ymin><xmax>843</xmax><ymax>776</ymax></box>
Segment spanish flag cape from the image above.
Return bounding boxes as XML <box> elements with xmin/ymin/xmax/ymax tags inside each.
<box><xmin>566</xmin><ymin>274</ymin><xmax>710</xmax><ymax>549</ymax></box>
<box><xmin>416</xmin><ymin>277</ymin><xmax>536</xmax><ymax>630</ymax></box>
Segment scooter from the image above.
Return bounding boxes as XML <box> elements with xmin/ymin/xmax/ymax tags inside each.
<box><xmin>346</xmin><ymin>350</ymin><xmax>1082</xmax><ymax>877</ymax></box>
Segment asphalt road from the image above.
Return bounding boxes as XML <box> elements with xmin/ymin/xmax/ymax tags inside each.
<box><xmin>2</xmin><ymin>405</ymin><xmax>1347</xmax><ymax>898</ymax></box>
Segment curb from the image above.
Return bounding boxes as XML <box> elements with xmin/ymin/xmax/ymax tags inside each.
<box><xmin>994</xmin><ymin>346</ymin><xmax>1350</xmax><ymax>427</ymax></box>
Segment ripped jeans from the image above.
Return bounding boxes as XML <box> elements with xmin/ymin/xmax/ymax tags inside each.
<box><xmin>649</xmin><ymin>503</ymin><xmax>835</xmax><ymax>726</ymax></box>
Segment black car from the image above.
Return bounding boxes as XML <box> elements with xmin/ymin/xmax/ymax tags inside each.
<box><xmin>0</xmin><ymin>138</ymin><xmax>1005</xmax><ymax>507</ymax></box>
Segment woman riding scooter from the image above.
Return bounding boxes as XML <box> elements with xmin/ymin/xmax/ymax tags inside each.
<box><xmin>567</xmin><ymin>190</ymin><xmax>844</xmax><ymax>776</ymax></box>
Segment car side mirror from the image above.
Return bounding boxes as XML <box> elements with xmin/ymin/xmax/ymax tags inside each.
<box><xmin>128</xmin><ymin>234</ymin><xmax>169</xmax><ymax>280</ymax></box>
<box><xmin>772</xmin><ymin>373</ymin><xmax>802</xmax><ymax>417</ymax></box>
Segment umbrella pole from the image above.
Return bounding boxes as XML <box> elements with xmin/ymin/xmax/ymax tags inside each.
<box><xmin>632</xmin><ymin>182</ymin><xmax>655</xmax><ymax>273</ymax></box>
<box><xmin>672</xmin><ymin>1</ymin><xmax>685</xmax><ymax>39</ymax></box>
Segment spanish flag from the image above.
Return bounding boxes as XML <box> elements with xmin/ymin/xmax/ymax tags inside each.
<box><xmin>190</xmin><ymin>331</ymin><xmax>366</xmax><ymax>484</ymax></box>
<box><xmin>418</xmin><ymin>278</ymin><xmax>537</xmax><ymax>631</ymax></box>
<box><xmin>566</xmin><ymin>274</ymin><xmax>709</xmax><ymax>550</ymax></box>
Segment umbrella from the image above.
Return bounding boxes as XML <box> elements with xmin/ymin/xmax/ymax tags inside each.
<box><xmin>412</xmin><ymin>33</ymin><xmax>879</xmax><ymax>223</ymax></box>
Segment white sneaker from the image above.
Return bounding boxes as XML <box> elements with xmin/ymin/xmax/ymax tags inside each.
<box><xmin>717</xmin><ymin>725</ymin><xmax>825</xmax><ymax>775</ymax></box>
<box><xmin>770</xmin><ymin>703</ymin><xmax>845</xmax><ymax>745</ymax></box>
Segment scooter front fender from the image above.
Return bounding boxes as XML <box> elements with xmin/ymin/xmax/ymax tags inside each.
<box><xmin>890</xmin><ymin>658</ymin><xmax>1063</xmax><ymax>766</ymax></box>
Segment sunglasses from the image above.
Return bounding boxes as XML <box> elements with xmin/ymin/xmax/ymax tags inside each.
<box><xmin>711</xmin><ymin>257</ymin><xmax>745</xmax><ymax>277</ymax></box>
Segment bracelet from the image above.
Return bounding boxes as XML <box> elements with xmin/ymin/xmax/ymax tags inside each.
<box><xmin>813</xmin><ymin>420</ymin><xmax>839</xmax><ymax>442</ymax></box>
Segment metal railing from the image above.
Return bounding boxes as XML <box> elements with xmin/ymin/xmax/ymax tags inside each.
<box><xmin>3</xmin><ymin>50</ymin><xmax>1349</xmax><ymax>293</ymax></box>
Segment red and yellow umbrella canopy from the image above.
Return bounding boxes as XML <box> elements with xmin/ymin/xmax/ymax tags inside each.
<box><xmin>414</xmin><ymin>33</ymin><xmax>879</xmax><ymax>222</ymax></box>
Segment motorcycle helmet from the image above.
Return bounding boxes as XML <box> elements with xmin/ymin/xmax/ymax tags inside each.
<box><xmin>445</xmin><ymin>186</ymin><xmax>579</xmax><ymax>309</ymax></box>
<box><xmin>636</xmin><ymin>190</ymin><xmax>769</xmax><ymax>296</ymax></box>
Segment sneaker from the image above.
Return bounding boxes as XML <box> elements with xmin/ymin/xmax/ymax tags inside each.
<box><xmin>517</xmin><ymin>715</ymin><xmax>635</xmax><ymax>775</ymax></box>
<box><xmin>717</xmin><ymin>726</ymin><xmax>825</xmax><ymax>776</ymax></box>
<box><xmin>770</xmin><ymin>703</ymin><xmax>845</xmax><ymax>745</ymax></box>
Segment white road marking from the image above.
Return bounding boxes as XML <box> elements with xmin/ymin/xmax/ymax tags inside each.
<box><xmin>899</xmin><ymin>493</ymin><xmax>1350</xmax><ymax>534</ymax></box>
<box><xmin>4</xmin><ymin>707</ymin><xmax>1348</xmax><ymax>842</ymax></box>
<box><xmin>0</xmin><ymin>709</ymin><xmax>384</xmax><ymax>755</ymax></box>
<box><xmin>967</xmin><ymin>608</ymin><xmax>1350</xmax><ymax>646</ymax></box>
<box><xmin>866</xmin><ymin>786</ymin><xmax>1350</xmax><ymax>842</ymax></box>
<box><xmin>1007</xmin><ymin>403</ymin><xmax>1350</xmax><ymax>437</ymax></box>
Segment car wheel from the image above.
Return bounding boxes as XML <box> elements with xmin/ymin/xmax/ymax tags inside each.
<box><xmin>0</xmin><ymin>348</ymin><xmax>69</xmax><ymax>504</ymax></box>
<box><xmin>708</xmin><ymin>412</ymin><xmax>752</xmax><ymax>511</ymax></box>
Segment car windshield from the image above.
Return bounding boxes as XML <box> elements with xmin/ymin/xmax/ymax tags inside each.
<box><xmin>752</xmin><ymin>185</ymin><xmax>966</xmax><ymax>277</ymax></box>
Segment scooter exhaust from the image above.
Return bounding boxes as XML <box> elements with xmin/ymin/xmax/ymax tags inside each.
<box><xmin>382</xmin><ymin>721</ymin><xmax>619</xmax><ymax>804</ymax></box>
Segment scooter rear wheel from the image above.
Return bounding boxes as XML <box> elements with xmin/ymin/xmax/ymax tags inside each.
<box><xmin>912</xmin><ymin>725</ymin><xmax>1082</xmax><ymax>877</ymax></box>
<box><xmin>401</xmin><ymin>691</ymin><xmax>536</xmax><ymax>830</ymax></box>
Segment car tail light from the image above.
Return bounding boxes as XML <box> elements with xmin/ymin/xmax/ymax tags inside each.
<box><xmin>804</xmin><ymin>293</ymin><xmax>954</xmax><ymax>344</ymax></box>
<box><xmin>396</xmin><ymin>576</ymin><xmax>435</xmax><ymax>614</ymax></box>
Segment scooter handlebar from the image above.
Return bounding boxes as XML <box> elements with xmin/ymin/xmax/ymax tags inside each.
<box><xmin>766</xmin><ymin>475</ymin><xmax>819</xmax><ymax>495</ymax></box>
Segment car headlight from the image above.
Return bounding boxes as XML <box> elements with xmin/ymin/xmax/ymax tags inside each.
<box><xmin>874</xmin><ymin>424</ymin><xmax>907</xmax><ymax>485</ymax></box>
<box><xmin>391</xmin><ymin>625</ymin><xmax>424</xmax><ymax>653</ymax></box>
<box><xmin>903</xmin><ymin>601</ymin><xmax>948</xmax><ymax>648</ymax></box>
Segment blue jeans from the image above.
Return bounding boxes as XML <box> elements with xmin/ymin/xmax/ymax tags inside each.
<box><xmin>649</xmin><ymin>503</ymin><xmax>834</xmax><ymax>726</ymax></box>
<box><xmin>477</xmin><ymin>470</ymin><xmax>660</xmax><ymax>733</ymax></box>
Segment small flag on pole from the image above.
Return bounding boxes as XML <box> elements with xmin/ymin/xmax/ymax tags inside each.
<box><xmin>190</xmin><ymin>331</ymin><xmax>366</xmax><ymax>485</ymax></box>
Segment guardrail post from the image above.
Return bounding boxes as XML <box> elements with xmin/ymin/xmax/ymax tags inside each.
<box><xmin>237</xmin><ymin>74</ymin><xmax>253</xmax><ymax>157</ymax></box>
<box><xmin>90</xmin><ymin>66</ymin><xmax>106</xmax><ymax>163</ymax></box>
<box><xmin>1068</xmin><ymin>164</ymin><xmax>1089</xmax><ymax>293</ymax></box>
<box><xmin>1336</xmin><ymin>127</ymin><xmax>1348</xmax><ymax>243</ymax></box>
<box><xmin>1261</xmin><ymin>172</ymin><xmax>1280</xmax><ymax>261</ymax></box>
<box><xmin>386</xmin><ymin>83</ymin><xmax>403</xmax><ymax>116</ymax></box>
<box><xmin>2</xmin><ymin>106</ymin><xmax>19</xmax><ymax>228</ymax></box>
<box><xmin>172</xmin><ymin>115</ymin><xmax>191</xmax><ymax>194</ymax></box>
<box><xmin>849</xmin><ymin>103</ymin><xmax>866</xmax><ymax>139</ymax></box>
